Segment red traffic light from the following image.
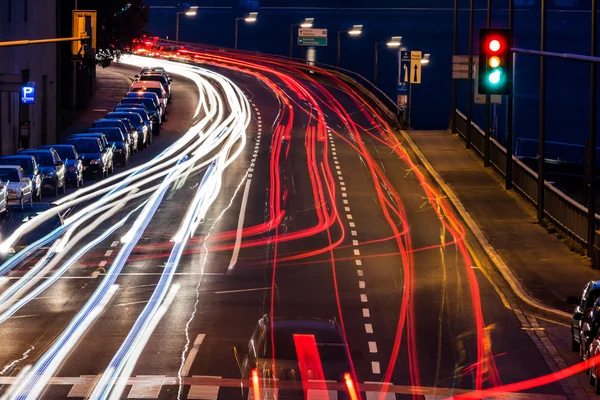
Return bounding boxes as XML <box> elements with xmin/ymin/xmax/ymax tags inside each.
<box><xmin>488</xmin><ymin>39</ymin><xmax>502</xmax><ymax>52</ymax></box>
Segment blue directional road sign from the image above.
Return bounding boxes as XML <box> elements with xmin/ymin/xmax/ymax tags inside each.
<box><xmin>21</xmin><ymin>83</ymin><xmax>35</xmax><ymax>104</ymax></box>
<box><xmin>400</xmin><ymin>51</ymin><xmax>411</xmax><ymax>84</ymax></box>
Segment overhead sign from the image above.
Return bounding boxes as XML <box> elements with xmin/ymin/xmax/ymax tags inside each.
<box><xmin>298</xmin><ymin>28</ymin><xmax>328</xmax><ymax>46</ymax></box>
<box><xmin>21</xmin><ymin>83</ymin><xmax>35</xmax><ymax>104</ymax></box>
<box><xmin>473</xmin><ymin>62</ymin><xmax>502</xmax><ymax>104</ymax></box>
<box><xmin>400</xmin><ymin>51</ymin><xmax>411</xmax><ymax>84</ymax></box>
<box><xmin>410</xmin><ymin>51</ymin><xmax>422</xmax><ymax>84</ymax></box>
<box><xmin>452</xmin><ymin>55</ymin><xmax>470</xmax><ymax>79</ymax></box>
<box><xmin>72</xmin><ymin>10</ymin><xmax>97</xmax><ymax>60</ymax></box>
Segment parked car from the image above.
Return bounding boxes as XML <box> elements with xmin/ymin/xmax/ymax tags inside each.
<box><xmin>137</xmin><ymin>72</ymin><xmax>171</xmax><ymax>99</ymax></box>
<box><xmin>91</xmin><ymin>119</ymin><xmax>138</xmax><ymax>154</ymax></box>
<box><xmin>0</xmin><ymin>180</ymin><xmax>7</xmax><ymax>215</ymax></box>
<box><xmin>0</xmin><ymin>165</ymin><xmax>33</xmax><ymax>209</ymax></box>
<box><xmin>69</xmin><ymin>133</ymin><xmax>114</xmax><ymax>173</ymax></box>
<box><xmin>0</xmin><ymin>155</ymin><xmax>42</xmax><ymax>200</ymax></box>
<box><xmin>125</xmin><ymin>91</ymin><xmax>165</xmax><ymax>122</ymax></box>
<box><xmin>114</xmin><ymin>106</ymin><xmax>154</xmax><ymax>138</ymax></box>
<box><xmin>588</xmin><ymin>328</ymin><xmax>600</xmax><ymax>393</ymax></box>
<box><xmin>18</xmin><ymin>149</ymin><xmax>66</xmax><ymax>196</ymax></box>
<box><xmin>569</xmin><ymin>281</ymin><xmax>600</xmax><ymax>352</ymax></box>
<box><xmin>139</xmin><ymin>66</ymin><xmax>171</xmax><ymax>82</ymax></box>
<box><xmin>40</xmin><ymin>145</ymin><xmax>83</xmax><ymax>188</ymax></box>
<box><xmin>105</xmin><ymin>111</ymin><xmax>150</xmax><ymax>151</ymax></box>
<box><xmin>130</xmin><ymin>81</ymin><xmax>168</xmax><ymax>111</ymax></box>
<box><xmin>64</xmin><ymin>138</ymin><xmax>108</xmax><ymax>180</ymax></box>
<box><xmin>89</xmin><ymin>127</ymin><xmax>129</xmax><ymax>167</ymax></box>
<box><xmin>117</xmin><ymin>99</ymin><xmax>161</xmax><ymax>135</ymax></box>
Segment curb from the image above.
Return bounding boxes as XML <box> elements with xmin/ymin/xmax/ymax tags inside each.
<box><xmin>398</xmin><ymin>129</ymin><xmax>572</xmax><ymax>324</ymax></box>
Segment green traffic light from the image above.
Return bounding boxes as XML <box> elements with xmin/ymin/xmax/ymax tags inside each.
<box><xmin>488</xmin><ymin>69</ymin><xmax>501</xmax><ymax>84</ymax></box>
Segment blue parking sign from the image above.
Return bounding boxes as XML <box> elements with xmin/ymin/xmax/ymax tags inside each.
<box><xmin>21</xmin><ymin>84</ymin><xmax>35</xmax><ymax>104</ymax></box>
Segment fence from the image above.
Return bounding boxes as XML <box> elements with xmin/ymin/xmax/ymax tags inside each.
<box><xmin>454</xmin><ymin>109</ymin><xmax>600</xmax><ymax>247</ymax></box>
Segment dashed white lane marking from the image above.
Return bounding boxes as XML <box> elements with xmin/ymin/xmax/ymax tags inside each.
<box><xmin>344</xmin><ymin>207</ymin><xmax>351</xmax><ymax>212</ymax></box>
<box><xmin>181</xmin><ymin>334</ymin><xmax>206</xmax><ymax>376</ymax></box>
<box><xmin>360</xmin><ymin>294</ymin><xmax>368</xmax><ymax>303</ymax></box>
<box><xmin>355</xmin><ymin>260</ymin><xmax>362</xmax><ymax>266</ymax></box>
<box><xmin>332</xmin><ymin>151</ymin><xmax>337</xmax><ymax>156</ymax></box>
<box><xmin>371</xmin><ymin>362</ymin><xmax>381</xmax><ymax>374</ymax></box>
<box><xmin>111</xmin><ymin>241</ymin><xmax>119</xmax><ymax>247</ymax></box>
<box><xmin>342</xmin><ymin>192</ymin><xmax>347</xmax><ymax>198</ymax></box>
<box><xmin>343</xmin><ymin>199</ymin><xmax>349</xmax><ymax>205</ymax></box>
<box><xmin>333</xmin><ymin>156</ymin><xmax>338</xmax><ymax>160</ymax></box>
<box><xmin>351</xmin><ymin>230</ymin><xmax>357</xmax><ymax>236</ymax></box>
<box><xmin>127</xmin><ymin>375</ymin><xmax>165</xmax><ymax>398</ymax></box>
<box><xmin>334</xmin><ymin>160</ymin><xmax>339</xmax><ymax>164</ymax></box>
<box><xmin>352</xmin><ymin>240</ymin><xmax>359</xmax><ymax>246</ymax></box>
<box><xmin>98</xmin><ymin>260</ymin><xmax>107</xmax><ymax>267</ymax></box>
<box><xmin>104</xmin><ymin>250</ymin><xmax>113</xmax><ymax>257</ymax></box>
<box><xmin>188</xmin><ymin>375</ymin><xmax>221</xmax><ymax>400</ymax></box>
<box><xmin>341</xmin><ymin>186</ymin><xmax>346</xmax><ymax>191</ymax></box>
<box><xmin>340</xmin><ymin>181</ymin><xmax>345</xmax><ymax>186</ymax></box>
<box><xmin>338</xmin><ymin>175</ymin><xmax>344</xmax><ymax>181</ymax></box>
<box><xmin>349</xmin><ymin>222</ymin><xmax>355</xmax><ymax>227</ymax></box>
<box><xmin>353</xmin><ymin>249</ymin><xmax>360</xmax><ymax>256</ymax></box>
<box><xmin>335</xmin><ymin>165</ymin><xmax>341</xmax><ymax>170</ymax></box>
<box><xmin>365</xmin><ymin>324</ymin><xmax>374</xmax><ymax>334</ymax></box>
<box><xmin>363</xmin><ymin>308</ymin><xmax>371</xmax><ymax>318</ymax></box>
<box><xmin>357</xmin><ymin>269</ymin><xmax>363</xmax><ymax>276</ymax></box>
<box><xmin>346</xmin><ymin>214</ymin><xmax>353</xmax><ymax>220</ymax></box>
<box><xmin>359</xmin><ymin>281</ymin><xmax>366</xmax><ymax>289</ymax></box>
<box><xmin>368</xmin><ymin>342</ymin><xmax>378</xmax><ymax>353</ymax></box>
<box><xmin>91</xmin><ymin>271</ymin><xmax>100</xmax><ymax>279</ymax></box>
<box><xmin>248</xmin><ymin>174</ymin><xmax>253</xmax><ymax>178</ymax></box>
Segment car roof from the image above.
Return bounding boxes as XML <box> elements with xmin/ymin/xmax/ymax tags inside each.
<box><xmin>590</xmin><ymin>281</ymin><xmax>600</xmax><ymax>290</ymax></box>
<box><xmin>41</xmin><ymin>144</ymin><xmax>74</xmax><ymax>149</ymax></box>
<box><xmin>0</xmin><ymin>155</ymin><xmax>34</xmax><ymax>160</ymax></box>
<box><xmin>20</xmin><ymin>149</ymin><xmax>51</xmax><ymax>154</ymax></box>
<box><xmin>66</xmin><ymin>137</ymin><xmax>100</xmax><ymax>142</ymax></box>
<box><xmin>131</xmin><ymin>81</ymin><xmax>162</xmax><ymax>88</ymax></box>
<box><xmin>95</xmin><ymin>118</ymin><xmax>125</xmax><ymax>123</ymax></box>
<box><xmin>0</xmin><ymin>165</ymin><xmax>23</xmax><ymax>170</ymax></box>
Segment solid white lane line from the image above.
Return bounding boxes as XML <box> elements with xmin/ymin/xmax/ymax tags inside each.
<box><xmin>215</xmin><ymin>287</ymin><xmax>270</xmax><ymax>294</ymax></box>
<box><xmin>115</xmin><ymin>300</ymin><xmax>149</xmax><ymax>307</ymax></box>
<box><xmin>365</xmin><ymin>324</ymin><xmax>373</xmax><ymax>333</ymax></box>
<box><xmin>351</xmin><ymin>230</ymin><xmax>357</xmax><ymax>236</ymax></box>
<box><xmin>359</xmin><ymin>281</ymin><xmax>366</xmax><ymax>289</ymax></box>
<box><xmin>368</xmin><ymin>342</ymin><xmax>378</xmax><ymax>353</ymax></box>
<box><xmin>371</xmin><ymin>362</ymin><xmax>381</xmax><ymax>374</ymax></box>
<box><xmin>354</xmin><ymin>249</ymin><xmax>360</xmax><ymax>256</ymax></box>
<box><xmin>104</xmin><ymin>250</ymin><xmax>113</xmax><ymax>257</ymax></box>
<box><xmin>181</xmin><ymin>334</ymin><xmax>206</xmax><ymax>377</ymax></box>
<box><xmin>227</xmin><ymin>179</ymin><xmax>252</xmax><ymax>273</ymax></box>
<box><xmin>352</xmin><ymin>240</ymin><xmax>359</xmax><ymax>246</ymax></box>
<box><xmin>111</xmin><ymin>241</ymin><xmax>119</xmax><ymax>247</ymax></box>
<box><xmin>361</xmin><ymin>294</ymin><xmax>368</xmax><ymax>303</ymax></box>
<box><xmin>363</xmin><ymin>308</ymin><xmax>370</xmax><ymax>317</ymax></box>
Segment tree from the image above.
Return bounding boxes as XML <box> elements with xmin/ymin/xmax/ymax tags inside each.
<box><xmin>78</xmin><ymin>0</ymin><xmax>150</xmax><ymax>67</ymax></box>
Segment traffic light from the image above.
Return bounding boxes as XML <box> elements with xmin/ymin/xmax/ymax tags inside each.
<box><xmin>478</xmin><ymin>28</ymin><xmax>511</xmax><ymax>95</ymax></box>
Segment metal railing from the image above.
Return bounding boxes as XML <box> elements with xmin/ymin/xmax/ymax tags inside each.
<box><xmin>455</xmin><ymin>109</ymin><xmax>600</xmax><ymax>245</ymax></box>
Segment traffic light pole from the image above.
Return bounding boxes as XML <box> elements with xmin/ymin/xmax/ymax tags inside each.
<box><xmin>505</xmin><ymin>0</ymin><xmax>514</xmax><ymax>190</ymax></box>
<box><xmin>451</xmin><ymin>0</ymin><xmax>458</xmax><ymax>135</ymax></box>
<box><xmin>537</xmin><ymin>0</ymin><xmax>547</xmax><ymax>222</ymax></box>
<box><xmin>484</xmin><ymin>0</ymin><xmax>492</xmax><ymax>167</ymax></box>
<box><xmin>466</xmin><ymin>0</ymin><xmax>475</xmax><ymax>149</ymax></box>
<box><xmin>588</xmin><ymin>0</ymin><xmax>598</xmax><ymax>257</ymax></box>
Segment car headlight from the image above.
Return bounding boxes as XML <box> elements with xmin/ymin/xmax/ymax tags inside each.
<box><xmin>90</xmin><ymin>158</ymin><xmax>102</xmax><ymax>165</ymax></box>
<box><xmin>42</xmin><ymin>172</ymin><xmax>54</xmax><ymax>179</ymax></box>
<box><xmin>114</xmin><ymin>148</ymin><xmax>123</xmax><ymax>153</ymax></box>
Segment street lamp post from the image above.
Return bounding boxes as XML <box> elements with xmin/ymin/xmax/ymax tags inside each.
<box><xmin>176</xmin><ymin>6</ymin><xmax>198</xmax><ymax>42</ymax></box>
<box><xmin>235</xmin><ymin>12</ymin><xmax>258</xmax><ymax>49</ymax></box>
<box><xmin>337</xmin><ymin>25</ymin><xmax>362</xmax><ymax>67</ymax></box>
<box><xmin>374</xmin><ymin>36</ymin><xmax>401</xmax><ymax>86</ymax></box>
<box><xmin>289</xmin><ymin>18</ymin><xmax>314</xmax><ymax>58</ymax></box>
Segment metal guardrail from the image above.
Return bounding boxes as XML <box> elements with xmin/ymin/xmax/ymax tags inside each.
<box><xmin>454</xmin><ymin>109</ymin><xmax>600</xmax><ymax>245</ymax></box>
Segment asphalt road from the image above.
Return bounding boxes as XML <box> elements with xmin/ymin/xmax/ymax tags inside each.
<box><xmin>0</xmin><ymin>54</ymin><xmax>583</xmax><ymax>400</ymax></box>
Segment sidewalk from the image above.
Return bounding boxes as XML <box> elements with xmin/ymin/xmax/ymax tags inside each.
<box><xmin>59</xmin><ymin>65</ymin><xmax>133</xmax><ymax>142</ymax></box>
<box><xmin>407</xmin><ymin>130</ymin><xmax>599</xmax><ymax>314</ymax></box>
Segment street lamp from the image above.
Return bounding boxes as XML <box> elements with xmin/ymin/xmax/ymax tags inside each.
<box><xmin>290</xmin><ymin>18</ymin><xmax>314</xmax><ymax>57</ymax></box>
<box><xmin>337</xmin><ymin>25</ymin><xmax>362</xmax><ymax>67</ymax></box>
<box><xmin>374</xmin><ymin>36</ymin><xmax>401</xmax><ymax>86</ymax></box>
<box><xmin>421</xmin><ymin>53</ymin><xmax>431</xmax><ymax>64</ymax></box>
<box><xmin>235</xmin><ymin>12</ymin><xmax>258</xmax><ymax>49</ymax></box>
<box><xmin>176</xmin><ymin>5</ymin><xmax>198</xmax><ymax>42</ymax></box>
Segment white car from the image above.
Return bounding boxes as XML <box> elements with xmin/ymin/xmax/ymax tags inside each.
<box><xmin>0</xmin><ymin>165</ymin><xmax>33</xmax><ymax>209</ymax></box>
<box><xmin>0</xmin><ymin>179</ymin><xmax>6</xmax><ymax>214</ymax></box>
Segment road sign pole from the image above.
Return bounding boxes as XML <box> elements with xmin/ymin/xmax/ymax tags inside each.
<box><xmin>537</xmin><ymin>0</ymin><xmax>547</xmax><ymax>222</ymax></box>
<box><xmin>234</xmin><ymin>18</ymin><xmax>240</xmax><ymax>49</ymax></box>
<box><xmin>588</xmin><ymin>0</ymin><xmax>598</xmax><ymax>257</ymax></box>
<box><xmin>408</xmin><ymin>82</ymin><xmax>413</xmax><ymax>126</ymax></box>
<box><xmin>466</xmin><ymin>0</ymin><xmax>474</xmax><ymax>149</ymax></box>
<box><xmin>451</xmin><ymin>0</ymin><xmax>458</xmax><ymax>135</ymax></box>
<box><xmin>289</xmin><ymin>25</ymin><xmax>294</xmax><ymax>57</ymax></box>
<box><xmin>484</xmin><ymin>0</ymin><xmax>492</xmax><ymax>167</ymax></box>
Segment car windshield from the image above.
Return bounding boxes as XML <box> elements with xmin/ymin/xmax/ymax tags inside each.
<box><xmin>0</xmin><ymin>159</ymin><xmax>32</xmax><ymax>175</ymax></box>
<box><xmin>69</xmin><ymin>141</ymin><xmax>99</xmax><ymax>153</ymax></box>
<box><xmin>118</xmin><ymin>108</ymin><xmax>149</xmax><ymax>122</ymax></box>
<box><xmin>26</xmin><ymin>152</ymin><xmax>53</xmax><ymax>166</ymax></box>
<box><xmin>0</xmin><ymin>169</ymin><xmax>20</xmax><ymax>183</ymax></box>
<box><xmin>53</xmin><ymin>147</ymin><xmax>75</xmax><ymax>160</ymax></box>
<box><xmin>139</xmin><ymin>75</ymin><xmax>167</xmax><ymax>85</ymax></box>
<box><xmin>132</xmin><ymin>87</ymin><xmax>163</xmax><ymax>98</ymax></box>
<box><xmin>103</xmin><ymin>131</ymin><xmax>124</xmax><ymax>142</ymax></box>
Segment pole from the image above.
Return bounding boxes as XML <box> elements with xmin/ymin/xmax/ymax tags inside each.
<box><xmin>484</xmin><ymin>0</ymin><xmax>492</xmax><ymax>167</ymax></box>
<box><xmin>506</xmin><ymin>0</ymin><xmax>514</xmax><ymax>190</ymax></box>
<box><xmin>290</xmin><ymin>25</ymin><xmax>294</xmax><ymax>57</ymax></box>
<box><xmin>537</xmin><ymin>0</ymin><xmax>546</xmax><ymax>221</ymax></box>
<box><xmin>337</xmin><ymin>31</ymin><xmax>342</xmax><ymax>67</ymax></box>
<box><xmin>466</xmin><ymin>0</ymin><xmax>474</xmax><ymax>149</ymax></box>
<box><xmin>235</xmin><ymin>18</ymin><xmax>239</xmax><ymax>49</ymax></box>
<box><xmin>72</xmin><ymin>0</ymin><xmax>78</xmax><ymax>110</ymax></box>
<box><xmin>408</xmin><ymin>82</ymin><xmax>413</xmax><ymax>126</ymax></box>
<box><xmin>451</xmin><ymin>0</ymin><xmax>458</xmax><ymax>135</ymax></box>
<box><xmin>588</xmin><ymin>0</ymin><xmax>598</xmax><ymax>256</ymax></box>
<box><xmin>176</xmin><ymin>12</ymin><xmax>180</xmax><ymax>42</ymax></box>
<box><xmin>374</xmin><ymin>43</ymin><xmax>379</xmax><ymax>85</ymax></box>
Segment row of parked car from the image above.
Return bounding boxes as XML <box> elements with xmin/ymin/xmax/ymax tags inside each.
<box><xmin>0</xmin><ymin>66</ymin><xmax>172</xmax><ymax>213</ymax></box>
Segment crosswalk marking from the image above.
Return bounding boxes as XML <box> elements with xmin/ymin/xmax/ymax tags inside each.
<box><xmin>365</xmin><ymin>382</ymin><xmax>394</xmax><ymax>400</ymax></box>
<box><xmin>188</xmin><ymin>375</ymin><xmax>220</xmax><ymax>399</ymax></box>
<box><xmin>307</xmin><ymin>379</ymin><xmax>337</xmax><ymax>400</ymax></box>
<box><xmin>182</xmin><ymin>334</ymin><xmax>206</xmax><ymax>376</ymax></box>
<box><xmin>127</xmin><ymin>375</ymin><xmax>164</xmax><ymax>398</ymax></box>
<box><xmin>67</xmin><ymin>375</ymin><xmax>98</xmax><ymax>397</ymax></box>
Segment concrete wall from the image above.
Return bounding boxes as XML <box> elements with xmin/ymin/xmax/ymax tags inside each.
<box><xmin>0</xmin><ymin>0</ymin><xmax>58</xmax><ymax>155</ymax></box>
